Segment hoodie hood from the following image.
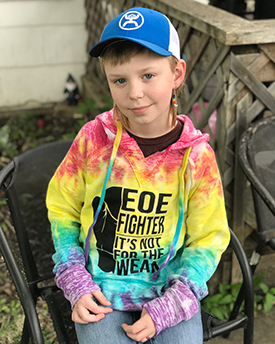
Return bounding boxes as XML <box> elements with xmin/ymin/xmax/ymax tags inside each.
<box><xmin>94</xmin><ymin>109</ymin><xmax>209</xmax><ymax>151</ymax></box>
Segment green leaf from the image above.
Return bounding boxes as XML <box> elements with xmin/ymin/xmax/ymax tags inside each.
<box><xmin>253</xmin><ymin>274</ymin><xmax>264</xmax><ymax>287</ymax></box>
<box><xmin>219</xmin><ymin>294</ymin><xmax>233</xmax><ymax>304</ymax></box>
<box><xmin>259</xmin><ymin>282</ymin><xmax>269</xmax><ymax>294</ymax></box>
<box><xmin>231</xmin><ymin>283</ymin><xmax>242</xmax><ymax>299</ymax></box>
<box><xmin>1</xmin><ymin>305</ymin><xmax>11</xmax><ymax>313</ymax></box>
<box><xmin>201</xmin><ymin>299</ymin><xmax>211</xmax><ymax>309</ymax></box>
<box><xmin>264</xmin><ymin>293</ymin><xmax>275</xmax><ymax>313</ymax></box>
<box><xmin>77</xmin><ymin>103</ymin><xmax>88</xmax><ymax>114</ymax></box>
<box><xmin>220</xmin><ymin>305</ymin><xmax>230</xmax><ymax>319</ymax></box>
<box><xmin>257</xmin><ymin>303</ymin><xmax>263</xmax><ymax>311</ymax></box>
<box><xmin>86</xmin><ymin>98</ymin><xmax>96</xmax><ymax>107</ymax></box>
<box><xmin>208</xmin><ymin>294</ymin><xmax>223</xmax><ymax>304</ymax></box>
<box><xmin>255</xmin><ymin>294</ymin><xmax>263</xmax><ymax>302</ymax></box>
<box><xmin>211</xmin><ymin>307</ymin><xmax>225</xmax><ymax>320</ymax></box>
<box><xmin>269</xmin><ymin>288</ymin><xmax>275</xmax><ymax>295</ymax></box>
<box><xmin>219</xmin><ymin>283</ymin><xmax>231</xmax><ymax>295</ymax></box>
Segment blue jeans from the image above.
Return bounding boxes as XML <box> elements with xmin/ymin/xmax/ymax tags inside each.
<box><xmin>75</xmin><ymin>307</ymin><xmax>203</xmax><ymax>344</ymax></box>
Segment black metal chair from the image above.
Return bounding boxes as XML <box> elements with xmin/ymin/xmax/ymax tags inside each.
<box><xmin>225</xmin><ymin>116</ymin><xmax>275</xmax><ymax>339</ymax></box>
<box><xmin>239</xmin><ymin>115</ymin><xmax>275</xmax><ymax>255</ymax></box>
<box><xmin>0</xmin><ymin>140</ymin><xmax>77</xmax><ymax>344</ymax></box>
<box><xmin>0</xmin><ymin>140</ymin><xmax>254</xmax><ymax>343</ymax></box>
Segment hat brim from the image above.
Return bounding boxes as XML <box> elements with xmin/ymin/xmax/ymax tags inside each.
<box><xmin>89</xmin><ymin>37</ymin><xmax>173</xmax><ymax>58</ymax></box>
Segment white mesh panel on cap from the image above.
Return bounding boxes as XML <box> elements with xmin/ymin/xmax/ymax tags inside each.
<box><xmin>167</xmin><ymin>18</ymin><xmax>180</xmax><ymax>60</ymax></box>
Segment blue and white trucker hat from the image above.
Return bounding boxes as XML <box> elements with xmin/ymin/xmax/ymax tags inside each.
<box><xmin>89</xmin><ymin>7</ymin><xmax>180</xmax><ymax>60</ymax></box>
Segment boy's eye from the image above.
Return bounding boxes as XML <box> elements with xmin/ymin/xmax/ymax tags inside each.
<box><xmin>143</xmin><ymin>74</ymin><xmax>154</xmax><ymax>80</ymax></box>
<box><xmin>114</xmin><ymin>78</ymin><xmax>126</xmax><ymax>85</ymax></box>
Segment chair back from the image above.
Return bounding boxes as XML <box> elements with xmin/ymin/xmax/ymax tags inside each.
<box><xmin>239</xmin><ymin>116</ymin><xmax>275</xmax><ymax>237</ymax></box>
<box><xmin>3</xmin><ymin>140</ymin><xmax>73</xmax><ymax>287</ymax></box>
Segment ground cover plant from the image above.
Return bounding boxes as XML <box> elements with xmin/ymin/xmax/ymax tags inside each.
<box><xmin>201</xmin><ymin>275</ymin><xmax>275</xmax><ymax>321</ymax></box>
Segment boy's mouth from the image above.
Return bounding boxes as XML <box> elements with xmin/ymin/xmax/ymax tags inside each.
<box><xmin>130</xmin><ymin>105</ymin><xmax>151</xmax><ymax>115</ymax></box>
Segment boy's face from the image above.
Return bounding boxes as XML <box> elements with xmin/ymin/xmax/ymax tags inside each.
<box><xmin>104</xmin><ymin>53</ymin><xmax>185</xmax><ymax>138</ymax></box>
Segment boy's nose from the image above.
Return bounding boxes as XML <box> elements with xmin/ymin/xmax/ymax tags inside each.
<box><xmin>129</xmin><ymin>82</ymin><xmax>144</xmax><ymax>100</ymax></box>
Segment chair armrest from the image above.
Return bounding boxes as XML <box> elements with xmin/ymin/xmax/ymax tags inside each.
<box><xmin>0</xmin><ymin>225</ymin><xmax>44</xmax><ymax>344</ymax></box>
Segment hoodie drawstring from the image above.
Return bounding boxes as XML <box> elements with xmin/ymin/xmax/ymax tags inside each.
<box><xmin>84</xmin><ymin>121</ymin><xmax>123</xmax><ymax>264</ymax></box>
<box><xmin>152</xmin><ymin>146</ymin><xmax>192</xmax><ymax>280</ymax></box>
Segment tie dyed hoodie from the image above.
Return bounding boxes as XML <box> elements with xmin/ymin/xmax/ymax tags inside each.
<box><xmin>46</xmin><ymin>109</ymin><xmax>230</xmax><ymax>334</ymax></box>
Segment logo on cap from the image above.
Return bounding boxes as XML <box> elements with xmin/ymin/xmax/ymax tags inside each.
<box><xmin>119</xmin><ymin>11</ymin><xmax>144</xmax><ymax>31</ymax></box>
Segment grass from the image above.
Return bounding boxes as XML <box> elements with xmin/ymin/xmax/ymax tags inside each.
<box><xmin>0</xmin><ymin>291</ymin><xmax>57</xmax><ymax>344</ymax></box>
<box><xmin>0</xmin><ymin>226</ymin><xmax>58</xmax><ymax>344</ymax></box>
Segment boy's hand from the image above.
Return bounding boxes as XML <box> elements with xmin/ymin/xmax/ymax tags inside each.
<box><xmin>72</xmin><ymin>290</ymin><xmax>113</xmax><ymax>324</ymax></box>
<box><xmin>122</xmin><ymin>308</ymin><xmax>156</xmax><ymax>343</ymax></box>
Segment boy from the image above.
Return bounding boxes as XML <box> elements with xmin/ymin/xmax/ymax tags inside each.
<box><xmin>46</xmin><ymin>7</ymin><xmax>230</xmax><ymax>344</ymax></box>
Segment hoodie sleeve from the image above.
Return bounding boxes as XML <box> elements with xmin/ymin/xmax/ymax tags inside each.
<box><xmin>143</xmin><ymin>279</ymin><xmax>199</xmax><ymax>335</ymax></box>
<box><xmin>144</xmin><ymin>143</ymin><xmax>230</xmax><ymax>334</ymax></box>
<box><xmin>46</xmin><ymin>127</ymin><xmax>100</xmax><ymax>308</ymax></box>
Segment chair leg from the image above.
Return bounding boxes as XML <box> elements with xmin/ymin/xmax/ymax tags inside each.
<box><xmin>223</xmin><ymin>230</ymin><xmax>254</xmax><ymax>343</ymax></box>
<box><xmin>223</xmin><ymin>280</ymin><xmax>253</xmax><ymax>344</ymax></box>
<box><xmin>231</xmin><ymin>283</ymin><xmax>245</xmax><ymax>318</ymax></box>
<box><xmin>20</xmin><ymin>318</ymin><xmax>31</xmax><ymax>344</ymax></box>
<box><xmin>244</xmin><ymin>317</ymin><xmax>254</xmax><ymax>344</ymax></box>
<box><xmin>223</xmin><ymin>283</ymin><xmax>245</xmax><ymax>338</ymax></box>
<box><xmin>223</xmin><ymin>257</ymin><xmax>259</xmax><ymax>340</ymax></box>
<box><xmin>224</xmin><ymin>258</ymin><xmax>258</xmax><ymax>341</ymax></box>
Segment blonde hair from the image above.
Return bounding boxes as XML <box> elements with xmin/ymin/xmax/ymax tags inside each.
<box><xmin>100</xmin><ymin>40</ymin><xmax>183</xmax><ymax>129</ymax></box>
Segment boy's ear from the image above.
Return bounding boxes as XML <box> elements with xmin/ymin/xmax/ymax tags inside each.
<box><xmin>174</xmin><ymin>59</ymin><xmax>186</xmax><ymax>88</ymax></box>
